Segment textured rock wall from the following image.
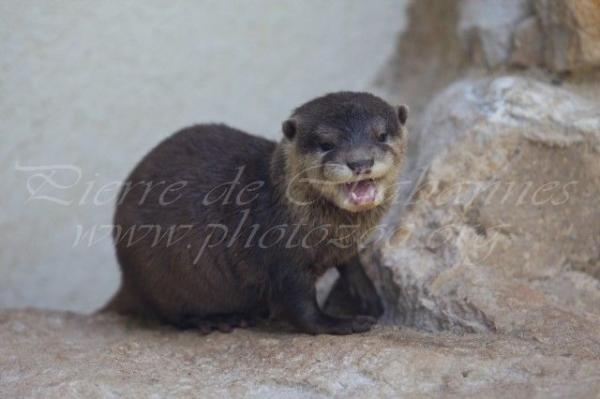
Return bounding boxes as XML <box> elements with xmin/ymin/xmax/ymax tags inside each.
<box><xmin>458</xmin><ymin>0</ymin><xmax>600</xmax><ymax>71</ymax></box>
<box><xmin>365</xmin><ymin>0</ymin><xmax>600</xmax><ymax>343</ymax></box>
<box><xmin>377</xmin><ymin>0</ymin><xmax>600</xmax><ymax>121</ymax></box>
<box><xmin>535</xmin><ymin>0</ymin><xmax>600</xmax><ymax>72</ymax></box>
<box><xmin>368</xmin><ymin>77</ymin><xmax>600</xmax><ymax>341</ymax></box>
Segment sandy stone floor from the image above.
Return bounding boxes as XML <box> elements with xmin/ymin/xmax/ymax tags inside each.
<box><xmin>2</xmin><ymin>309</ymin><xmax>600</xmax><ymax>398</ymax></box>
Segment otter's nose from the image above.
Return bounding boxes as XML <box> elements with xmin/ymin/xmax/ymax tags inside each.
<box><xmin>347</xmin><ymin>159</ymin><xmax>374</xmax><ymax>175</ymax></box>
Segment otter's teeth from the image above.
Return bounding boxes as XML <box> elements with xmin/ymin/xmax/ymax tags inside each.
<box><xmin>345</xmin><ymin>179</ymin><xmax>377</xmax><ymax>205</ymax></box>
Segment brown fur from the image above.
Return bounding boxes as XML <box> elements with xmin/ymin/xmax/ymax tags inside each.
<box><xmin>102</xmin><ymin>92</ymin><xmax>408</xmax><ymax>334</ymax></box>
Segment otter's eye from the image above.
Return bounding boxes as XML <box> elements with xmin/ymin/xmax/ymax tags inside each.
<box><xmin>319</xmin><ymin>142</ymin><xmax>335</xmax><ymax>152</ymax></box>
<box><xmin>377</xmin><ymin>132</ymin><xmax>388</xmax><ymax>143</ymax></box>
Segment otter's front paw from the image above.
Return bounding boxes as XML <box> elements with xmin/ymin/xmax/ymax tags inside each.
<box><xmin>324</xmin><ymin>276</ymin><xmax>384</xmax><ymax>319</ymax></box>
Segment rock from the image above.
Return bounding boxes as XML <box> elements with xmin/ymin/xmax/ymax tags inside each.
<box><xmin>377</xmin><ymin>0</ymin><xmax>600</xmax><ymax>117</ymax></box>
<box><xmin>2</xmin><ymin>309</ymin><xmax>600</xmax><ymax>398</ymax></box>
<box><xmin>365</xmin><ymin>76</ymin><xmax>600</xmax><ymax>353</ymax></box>
<box><xmin>509</xmin><ymin>16</ymin><xmax>544</xmax><ymax>68</ymax></box>
<box><xmin>535</xmin><ymin>0</ymin><xmax>600</xmax><ymax>72</ymax></box>
<box><xmin>458</xmin><ymin>0</ymin><xmax>531</xmax><ymax>68</ymax></box>
<box><xmin>374</xmin><ymin>0</ymin><xmax>468</xmax><ymax>121</ymax></box>
<box><xmin>456</xmin><ymin>0</ymin><xmax>600</xmax><ymax>72</ymax></box>
<box><xmin>4</xmin><ymin>5</ymin><xmax>600</xmax><ymax>398</ymax></box>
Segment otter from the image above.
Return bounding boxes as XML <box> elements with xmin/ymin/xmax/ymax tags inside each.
<box><xmin>103</xmin><ymin>92</ymin><xmax>408</xmax><ymax>335</ymax></box>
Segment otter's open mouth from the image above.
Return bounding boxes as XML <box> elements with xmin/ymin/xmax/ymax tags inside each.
<box><xmin>342</xmin><ymin>179</ymin><xmax>377</xmax><ymax>206</ymax></box>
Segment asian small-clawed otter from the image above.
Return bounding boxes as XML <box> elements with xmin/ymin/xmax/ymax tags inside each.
<box><xmin>103</xmin><ymin>92</ymin><xmax>408</xmax><ymax>335</ymax></box>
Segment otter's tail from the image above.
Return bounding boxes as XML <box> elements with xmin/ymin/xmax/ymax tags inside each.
<box><xmin>97</xmin><ymin>284</ymin><xmax>148</xmax><ymax>316</ymax></box>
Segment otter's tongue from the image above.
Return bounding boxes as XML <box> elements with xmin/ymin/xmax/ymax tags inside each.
<box><xmin>345</xmin><ymin>180</ymin><xmax>377</xmax><ymax>205</ymax></box>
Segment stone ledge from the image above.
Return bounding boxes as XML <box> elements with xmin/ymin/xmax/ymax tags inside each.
<box><xmin>2</xmin><ymin>309</ymin><xmax>600</xmax><ymax>398</ymax></box>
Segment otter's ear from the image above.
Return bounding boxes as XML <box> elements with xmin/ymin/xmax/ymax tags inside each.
<box><xmin>282</xmin><ymin>118</ymin><xmax>297</xmax><ymax>140</ymax></box>
<box><xmin>397</xmin><ymin>104</ymin><xmax>409</xmax><ymax>126</ymax></box>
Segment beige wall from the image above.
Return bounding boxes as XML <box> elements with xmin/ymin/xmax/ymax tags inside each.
<box><xmin>0</xmin><ymin>0</ymin><xmax>407</xmax><ymax>312</ymax></box>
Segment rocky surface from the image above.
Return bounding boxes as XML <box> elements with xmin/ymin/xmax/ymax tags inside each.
<box><xmin>3</xmin><ymin>75</ymin><xmax>600</xmax><ymax>399</ymax></box>
<box><xmin>377</xmin><ymin>0</ymin><xmax>600</xmax><ymax>120</ymax></box>
<box><xmin>3</xmin><ymin>1</ymin><xmax>600</xmax><ymax>398</ymax></box>
<box><xmin>370</xmin><ymin>0</ymin><xmax>600</xmax><ymax>356</ymax></box>
<box><xmin>362</xmin><ymin>73</ymin><xmax>600</xmax><ymax>394</ymax></box>
<box><xmin>458</xmin><ymin>0</ymin><xmax>600</xmax><ymax>72</ymax></box>
<box><xmin>2</xmin><ymin>309</ymin><xmax>600</xmax><ymax>398</ymax></box>
<box><xmin>535</xmin><ymin>0</ymin><xmax>600</xmax><ymax>72</ymax></box>
<box><xmin>363</xmin><ymin>75</ymin><xmax>600</xmax><ymax>343</ymax></box>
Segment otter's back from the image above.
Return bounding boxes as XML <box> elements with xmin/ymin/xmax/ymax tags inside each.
<box><xmin>114</xmin><ymin>123</ymin><xmax>277</xmax><ymax>227</ymax></box>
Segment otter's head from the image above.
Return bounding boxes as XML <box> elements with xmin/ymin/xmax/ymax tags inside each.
<box><xmin>281</xmin><ymin>92</ymin><xmax>408</xmax><ymax>213</ymax></box>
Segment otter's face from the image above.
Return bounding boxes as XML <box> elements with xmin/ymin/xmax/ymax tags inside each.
<box><xmin>282</xmin><ymin>92</ymin><xmax>408</xmax><ymax>213</ymax></box>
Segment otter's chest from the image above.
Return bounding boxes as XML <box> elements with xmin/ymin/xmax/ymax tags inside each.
<box><xmin>310</xmin><ymin>246</ymin><xmax>358</xmax><ymax>276</ymax></box>
<box><xmin>280</xmin><ymin>202</ymin><xmax>387</xmax><ymax>276</ymax></box>
<box><xmin>298</xmin><ymin>224</ymin><xmax>366</xmax><ymax>276</ymax></box>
